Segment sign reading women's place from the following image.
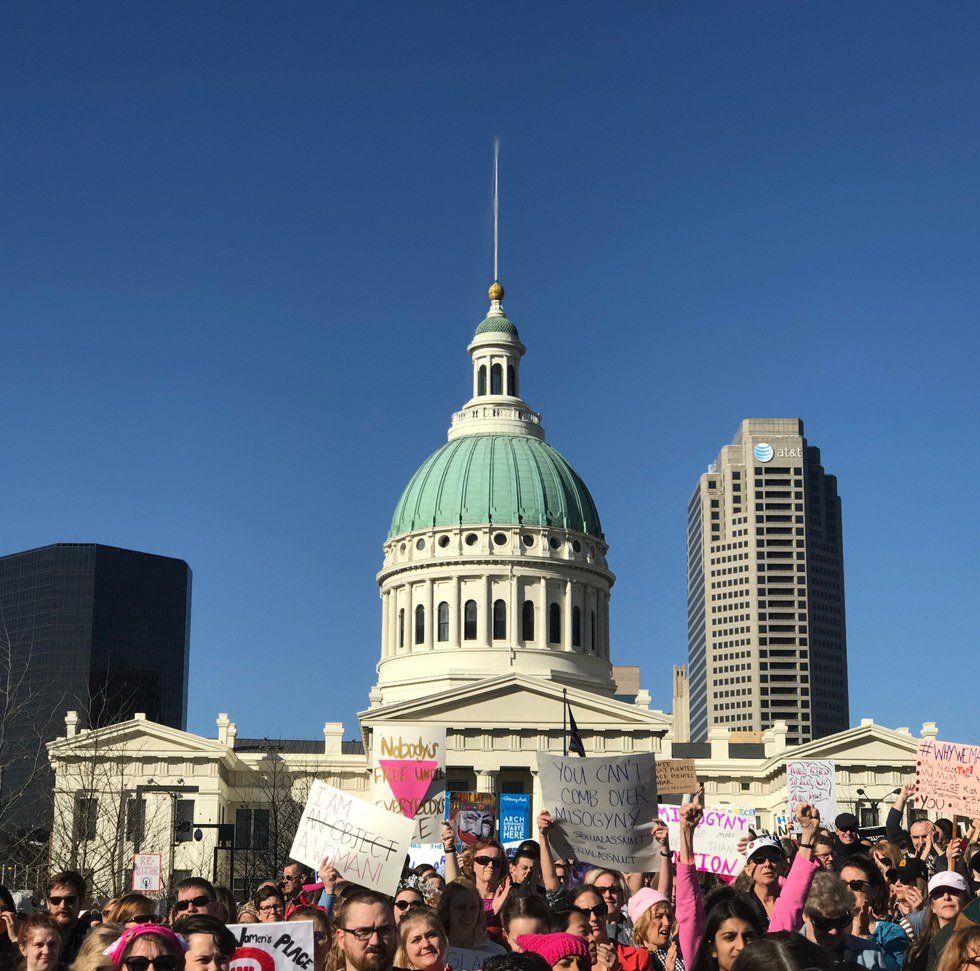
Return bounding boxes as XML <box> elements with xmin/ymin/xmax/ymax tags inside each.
<box><xmin>536</xmin><ymin>752</ymin><xmax>659</xmax><ymax>870</ymax></box>
<box><xmin>228</xmin><ymin>922</ymin><xmax>315</xmax><ymax>971</ymax></box>
<box><xmin>915</xmin><ymin>738</ymin><xmax>980</xmax><ymax>816</ymax></box>
<box><xmin>661</xmin><ymin>804</ymin><xmax>751</xmax><ymax>878</ymax></box>
<box><xmin>786</xmin><ymin>760</ymin><xmax>836</xmax><ymax>830</ymax></box>
<box><xmin>289</xmin><ymin>780</ymin><xmax>414</xmax><ymax>896</ymax></box>
<box><xmin>370</xmin><ymin>723</ymin><xmax>446</xmax><ymax>843</ymax></box>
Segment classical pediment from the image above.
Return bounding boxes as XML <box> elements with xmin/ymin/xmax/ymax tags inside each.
<box><xmin>359</xmin><ymin>673</ymin><xmax>672</xmax><ymax>733</ymax></box>
<box><xmin>47</xmin><ymin>716</ymin><xmax>232</xmax><ymax>764</ymax></box>
<box><xmin>766</xmin><ymin>722</ymin><xmax>920</xmax><ymax>769</ymax></box>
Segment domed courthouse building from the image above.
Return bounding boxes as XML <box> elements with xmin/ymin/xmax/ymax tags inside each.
<box><xmin>49</xmin><ymin>283</ymin><xmax>928</xmax><ymax>894</ymax></box>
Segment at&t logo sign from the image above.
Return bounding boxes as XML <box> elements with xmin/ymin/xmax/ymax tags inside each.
<box><xmin>754</xmin><ymin>443</ymin><xmax>774</xmax><ymax>463</ymax></box>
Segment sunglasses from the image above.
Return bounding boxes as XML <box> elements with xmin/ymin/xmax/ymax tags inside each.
<box><xmin>845</xmin><ymin>880</ymin><xmax>870</xmax><ymax>892</ymax></box>
<box><xmin>929</xmin><ymin>888</ymin><xmax>964</xmax><ymax>901</ymax></box>
<box><xmin>175</xmin><ymin>895</ymin><xmax>212</xmax><ymax>911</ymax></box>
<box><xmin>123</xmin><ymin>958</ymin><xmax>178</xmax><ymax>971</ymax></box>
<box><xmin>126</xmin><ymin>916</ymin><xmax>157</xmax><ymax>925</ymax></box>
<box><xmin>48</xmin><ymin>895</ymin><xmax>78</xmax><ymax>906</ymax></box>
<box><xmin>472</xmin><ymin>856</ymin><xmax>504</xmax><ymax>868</ymax></box>
<box><xmin>579</xmin><ymin>903</ymin><xmax>608</xmax><ymax>919</ymax></box>
<box><xmin>810</xmin><ymin>912</ymin><xmax>852</xmax><ymax>933</ymax></box>
<box><xmin>752</xmin><ymin>853</ymin><xmax>784</xmax><ymax>865</ymax></box>
<box><xmin>394</xmin><ymin>899</ymin><xmax>421</xmax><ymax>911</ymax></box>
<box><xmin>313</xmin><ymin>932</ymin><xmax>329</xmax><ymax>944</ymax></box>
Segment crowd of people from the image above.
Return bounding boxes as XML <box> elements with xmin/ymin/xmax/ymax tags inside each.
<box><xmin>2</xmin><ymin>785</ymin><xmax>979</xmax><ymax>971</ymax></box>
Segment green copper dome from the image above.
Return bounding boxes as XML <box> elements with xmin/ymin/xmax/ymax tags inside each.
<box><xmin>389</xmin><ymin>434</ymin><xmax>603</xmax><ymax>539</ymax></box>
<box><xmin>474</xmin><ymin>313</ymin><xmax>520</xmax><ymax>338</ymax></box>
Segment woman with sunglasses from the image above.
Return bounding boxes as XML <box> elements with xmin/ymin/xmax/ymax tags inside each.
<box><xmin>837</xmin><ymin>856</ymin><xmax>908</xmax><ymax>971</ymax></box>
<box><xmin>904</xmin><ymin>872</ymin><xmax>971</xmax><ymax>971</ymax></box>
<box><xmin>675</xmin><ymin>798</ymin><xmax>821</xmax><ymax>970</ymax></box>
<box><xmin>287</xmin><ymin>906</ymin><xmax>332</xmax><ymax>971</ymax></box>
<box><xmin>394</xmin><ymin>906</ymin><xmax>448</xmax><ymax>971</ymax></box>
<box><xmin>393</xmin><ymin>886</ymin><xmax>426</xmax><ymax>925</ymax></box>
<box><xmin>567</xmin><ymin>886</ymin><xmax>621</xmax><ymax>971</ymax></box>
<box><xmin>435</xmin><ymin>881</ymin><xmax>506</xmax><ymax>959</ymax></box>
<box><xmin>102</xmin><ymin>924</ymin><xmax>187</xmax><ymax>971</ymax></box>
<box><xmin>104</xmin><ymin>895</ymin><xmax>157</xmax><ymax>928</ymax></box>
<box><xmin>453</xmin><ymin>839</ymin><xmax>511</xmax><ymax>943</ymax></box>
<box><xmin>935</xmin><ymin>924</ymin><xmax>980</xmax><ymax>971</ymax></box>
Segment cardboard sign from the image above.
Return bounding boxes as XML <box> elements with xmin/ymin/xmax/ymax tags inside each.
<box><xmin>132</xmin><ymin>853</ymin><xmax>162</xmax><ymax>892</ymax></box>
<box><xmin>656</xmin><ymin>758</ymin><xmax>698</xmax><ymax>795</ymax></box>
<box><xmin>499</xmin><ymin>792</ymin><xmax>531</xmax><ymax>843</ymax></box>
<box><xmin>915</xmin><ymin>738</ymin><xmax>980</xmax><ymax>816</ymax></box>
<box><xmin>408</xmin><ymin>842</ymin><xmax>447</xmax><ymax>873</ymax></box>
<box><xmin>288</xmin><ymin>780</ymin><xmax>414</xmax><ymax>896</ymax></box>
<box><xmin>445</xmin><ymin>948</ymin><xmax>488</xmax><ymax>971</ymax></box>
<box><xmin>449</xmin><ymin>792</ymin><xmax>496</xmax><ymax>847</ymax></box>
<box><xmin>371</xmin><ymin>723</ymin><xmax>447</xmax><ymax>844</ymax></box>
<box><xmin>537</xmin><ymin>752</ymin><xmax>659</xmax><ymax>870</ymax></box>
<box><xmin>787</xmin><ymin>760</ymin><xmax>837</xmax><ymax>829</ymax></box>
<box><xmin>228</xmin><ymin>922</ymin><xmax>315</xmax><ymax>971</ymax></box>
<box><xmin>662</xmin><ymin>804</ymin><xmax>752</xmax><ymax>878</ymax></box>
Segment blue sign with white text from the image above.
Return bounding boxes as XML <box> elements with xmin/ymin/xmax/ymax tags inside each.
<box><xmin>498</xmin><ymin>792</ymin><xmax>531</xmax><ymax>843</ymax></box>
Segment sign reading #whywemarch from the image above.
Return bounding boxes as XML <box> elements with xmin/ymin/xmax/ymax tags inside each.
<box><xmin>537</xmin><ymin>752</ymin><xmax>659</xmax><ymax>870</ymax></box>
<box><xmin>289</xmin><ymin>780</ymin><xmax>414</xmax><ymax>896</ymax></box>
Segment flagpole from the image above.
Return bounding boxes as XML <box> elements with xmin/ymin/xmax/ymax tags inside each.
<box><xmin>563</xmin><ymin>688</ymin><xmax>568</xmax><ymax>757</ymax></box>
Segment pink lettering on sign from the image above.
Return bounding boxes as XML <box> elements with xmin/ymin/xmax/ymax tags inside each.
<box><xmin>915</xmin><ymin>739</ymin><xmax>980</xmax><ymax>817</ymax></box>
<box><xmin>379</xmin><ymin>760</ymin><xmax>440</xmax><ymax>819</ymax></box>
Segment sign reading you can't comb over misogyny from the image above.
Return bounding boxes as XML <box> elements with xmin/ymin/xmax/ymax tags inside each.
<box><xmin>537</xmin><ymin>752</ymin><xmax>659</xmax><ymax>870</ymax></box>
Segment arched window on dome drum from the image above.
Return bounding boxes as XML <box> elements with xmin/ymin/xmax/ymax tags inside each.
<box><xmin>507</xmin><ymin>364</ymin><xmax>516</xmax><ymax>396</ymax></box>
<box><xmin>591</xmin><ymin>609</ymin><xmax>596</xmax><ymax>653</ymax></box>
<box><xmin>464</xmin><ymin>600</ymin><xmax>477</xmax><ymax>640</ymax></box>
<box><xmin>492</xmin><ymin>599</ymin><xmax>506</xmax><ymax>640</ymax></box>
<box><xmin>398</xmin><ymin>609</ymin><xmax>405</xmax><ymax>649</ymax></box>
<box><xmin>522</xmin><ymin>600</ymin><xmax>535</xmax><ymax>641</ymax></box>
<box><xmin>478</xmin><ymin>365</ymin><xmax>487</xmax><ymax>396</ymax></box>
<box><xmin>491</xmin><ymin>363</ymin><xmax>503</xmax><ymax>395</ymax></box>
<box><xmin>438</xmin><ymin>602</ymin><xmax>449</xmax><ymax>642</ymax></box>
<box><xmin>548</xmin><ymin>603</ymin><xmax>561</xmax><ymax>644</ymax></box>
<box><xmin>572</xmin><ymin>606</ymin><xmax>582</xmax><ymax>648</ymax></box>
<box><xmin>415</xmin><ymin>604</ymin><xmax>425</xmax><ymax>645</ymax></box>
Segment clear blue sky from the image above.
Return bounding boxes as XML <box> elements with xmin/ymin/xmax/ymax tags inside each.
<box><xmin>2</xmin><ymin>4</ymin><xmax>976</xmax><ymax>745</ymax></box>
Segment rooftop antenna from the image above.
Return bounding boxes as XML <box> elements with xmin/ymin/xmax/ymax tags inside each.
<box><xmin>492</xmin><ymin>138</ymin><xmax>500</xmax><ymax>284</ymax></box>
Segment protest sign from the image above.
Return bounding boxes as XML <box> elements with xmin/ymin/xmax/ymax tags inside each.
<box><xmin>408</xmin><ymin>842</ymin><xmax>447</xmax><ymax>873</ymax></box>
<box><xmin>371</xmin><ymin>723</ymin><xmax>446</xmax><ymax>844</ymax></box>
<box><xmin>656</xmin><ymin>758</ymin><xmax>698</xmax><ymax>795</ymax></box>
<box><xmin>449</xmin><ymin>792</ymin><xmax>496</xmax><ymax>847</ymax></box>
<box><xmin>787</xmin><ymin>760</ymin><xmax>836</xmax><ymax>830</ymax></box>
<box><xmin>914</xmin><ymin>738</ymin><xmax>980</xmax><ymax>816</ymax></box>
<box><xmin>499</xmin><ymin>792</ymin><xmax>531</xmax><ymax>843</ymax></box>
<box><xmin>132</xmin><ymin>853</ymin><xmax>161</xmax><ymax>892</ymax></box>
<box><xmin>661</xmin><ymin>804</ymin><xmax>751</xmax><ymax>878</ymax></box>
<box><xmin>537</xmin><ymin>752</ymin><xmax>659</xmax><ymax>870</ymax></box>
<box><xmin>228</xmin><ymin>922</ymin><xmax>314</xmax><ymax>971</ymax></box>
<box><xmin>288</xmin><ymin>780</ymin><xmax>414</xmax><ymax>896</ymax></box>
<box><xmin>446</xmin><ymin>948</ymin><xmax>487</xmax><ymax>971</ymax></box>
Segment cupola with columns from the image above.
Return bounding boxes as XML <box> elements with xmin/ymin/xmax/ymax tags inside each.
<box><xmin>372</xmin><ymin>282</ymin><xmax>615</xmax><ymax>706</ymax></box>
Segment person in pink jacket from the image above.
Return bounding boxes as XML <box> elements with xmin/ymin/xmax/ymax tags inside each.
<box><xmin>674</xmin><ymin>798</ymin><xmax>822</xmax><ymax>971</ymax></box>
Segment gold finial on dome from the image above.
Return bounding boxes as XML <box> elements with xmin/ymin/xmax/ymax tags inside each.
<box><xmin>488</xmin><ymin>280</ymin><xmax>504</xmax><ymax>302</ymax></box>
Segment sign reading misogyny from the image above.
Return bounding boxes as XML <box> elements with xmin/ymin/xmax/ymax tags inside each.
<box><xmin>370</xmin><ymin>723</ymin><xmax>446</xmax><ymax>843</ymax></box>
<box><xmin>661</xmin><ymin>804</ymin><xmax>752</xmax><ymax>878</ymax></box>
<box><xmin>536</xmin><ymin>752</ymin><xmax>659</xmax><ymax>870</ymax></box>
<box><xmin>289</xmin><ymin>780</ymin><xmax>414</xmax><ymax>896</ymax></box>
<box><xmin>915</xmin><ymin>737</ymin><xmax>980</xmax><ymax>817</ymax></box>
<box><xmin>786</xmin><ymin>760</ymin><xmax>837</xmax><ymax>830</ymax></box>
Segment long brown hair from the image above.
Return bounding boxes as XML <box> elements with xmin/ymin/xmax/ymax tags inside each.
<box><xmin>935</xmin><ymin>925</ymin><xmax>980</xmax><ymax>971</ymax></box>
<box><xmin>459</xmin><ymin>839</ymin><xmax>507</xmax><ymax>886</ymax></box>
<box><xmin>435</xmin><ymin>880</ymin><xmax>488</xmax><ymax>947</ymax></box>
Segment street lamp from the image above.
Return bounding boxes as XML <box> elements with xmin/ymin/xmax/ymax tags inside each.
<box><xmin>856</xmin><ymin>787</ymin><xmax>901</xmax><ymax>828</ymax></box>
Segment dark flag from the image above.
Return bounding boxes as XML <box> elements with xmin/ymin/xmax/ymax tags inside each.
<box><xmin>567</xmin><ymin>701</ymin><xmax>586</xmax><ymax>757</ymax></box>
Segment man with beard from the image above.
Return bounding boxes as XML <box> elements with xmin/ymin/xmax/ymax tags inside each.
<box><xmin>334</xmin><ymin>891</ymin><xmax>399</xmax><ymax>971</ymax></box>
<box><xmin>44</xmin><ymin>870</ymin><xmax>88</xmax><ymax>968</ymax></box>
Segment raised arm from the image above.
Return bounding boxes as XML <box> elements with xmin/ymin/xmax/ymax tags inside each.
<box><xmin>886</xmin><ymin>784</ymin><xmax>912</xmax><ymax>842</ymax></box>
<box><xmin>653</xmin><ymin>818</ymin><xmax>673</xmax><ymax>901</ymax></box>
<box><xmin>536</xmin><ymin>810</ymin><xmax>560</xmax><ymax>892</ymax></box>
<box><xmin>441</xmin><ymin>821</ymin><xmax>459</xmax><ymax>883</ymax></box>
<box><xmin>769</xmin><ymin>803</ymin><xmax>821</xmax><ymax>933</ymax></box>
<box><xmin>675</xmin><ymin>795</ymin><xmax>705</xmax><ymax>969</ymax></box>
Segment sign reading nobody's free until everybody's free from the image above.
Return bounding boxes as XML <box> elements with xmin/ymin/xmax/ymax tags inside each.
<box><xmin>228</xmin><ymin>922</ymin><xmax>314</xmax><ymax>971</ymax></box>
<box><xmin>537</xmin><ymin>752</ymin><xmax>659</xmax><ymax>870</ymax></box>
<box><xmin>915</xmin><ymin>738</ymin><xmax>980</xmax><ymax>817</ymax></box>
<box><xmin>288</xmin><ymin>780</ymin><xmax>415</xmax><ymax>897</ymax></box>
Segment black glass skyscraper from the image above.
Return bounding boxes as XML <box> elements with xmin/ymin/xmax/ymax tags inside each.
<box><xmin>0</xmin><ymin>543</ymin><xmax>190</xmax><ymax>826</ymax></box>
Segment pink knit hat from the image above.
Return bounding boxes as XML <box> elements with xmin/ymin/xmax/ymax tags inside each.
<box><xmin>517</xmin><ymin>933</ymin><xmax>590</xmax><ymax>965</ymax></box>
<box><xmin>626</xmin><ymin>887</ymin><xmax>668</xmax><ymax>925</ymax></box>
<box><xmin>103</xmin><ymin>925</ymin><xmax>187</xmax><ymax>967</ymax></box>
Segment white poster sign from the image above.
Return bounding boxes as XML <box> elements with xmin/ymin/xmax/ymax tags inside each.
<box><xmin>536</xmin><ymin>752</ymin><xmax>659</xmax><ymax>870</ymax></box>
<box><xmin>371</xmin><ymin>723</ymin><xmax>447</xmax><ymax>844</ymax></box>
<box><xmin>228</xmin><ymin>922</ymin><xmax>315</xmax><ymax>971</ymax></box>
<box><xmin>288</xmin><ymin>780</ymin><xmax>414</xmax><ymax>897</ymax></box>
<box><xmin>132</xmin><ymin>853</ymin><xmax>162</xmax><ymax>892</ymax></box>
<box><xmin>446</xmin><ymin>948</ymin><xmax>488</xmax><ymax>971</ymax></box>
<box><xmin>786</xmin><ymin>760</ymin><xmax>837</xmax><ymax>830</ymax></box>
<box><xmin>661</xmin><ymin>804</ymin><xmax>752</xmax><ymax>878</ymax></box>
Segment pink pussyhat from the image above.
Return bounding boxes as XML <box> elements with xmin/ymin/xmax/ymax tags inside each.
<box><xmin>516</xmin><ymin>933</ymin><xmax>590</xmax><ymax>965</ymax></box>
<box><xmin>103</xmin><ymin>925</ymin><xmax>187</xmax><ymax>967</ymax></box>
<box><xmin>626</xmin><ymin>887</ymin><xmax>668</xmax><ymax>925</ymax></box>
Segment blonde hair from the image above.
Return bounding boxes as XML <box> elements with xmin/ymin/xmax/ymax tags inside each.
<box><xmin>631</xmin><ymin>901</ymin><xmax>673</xmax><ymax>949</ymax></box>
<box><xmin>394</xmin><ymin>907</ymin><xmax>447</xmax><ymax>969</ymax></box>
<box><xmin>582</xmin><ymin>869</ymin><xmax>629</xmax><ymax>899</ymax></box>
<box><xmin>69</xmin><ymin>924</ymin><xmax>123</xmax><ymax>971</ymax></box>
<box><xmin>935</xmin><ymin>924</ymin><xmax>980</xmax><ymax>971</ymax></box>
<box><xmin>871</xmin><ymin>840</ymin><xmax>902</xmax><ymax>871</ymax></box>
